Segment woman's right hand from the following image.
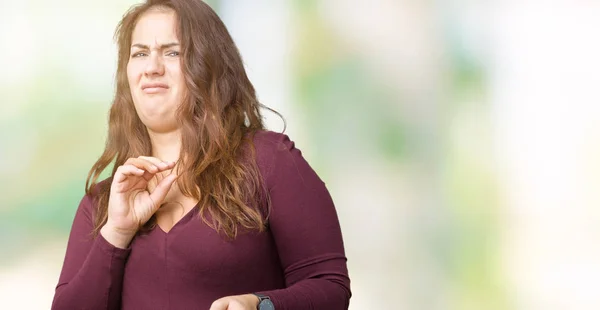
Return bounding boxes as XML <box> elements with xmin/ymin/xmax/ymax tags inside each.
<box><xmin>101</xmin><ymin>156</ymin><xmax>177</xmax><ymax>248</ymax></box>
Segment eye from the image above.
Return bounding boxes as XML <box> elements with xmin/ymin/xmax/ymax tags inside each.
<box><xmin>131</xmin><ymin>52</ymin><xmax>147</xmax><ymax>58</ymax></box>
<box><xmin>166</xmin><ymin>51</ymin><xmax>180</xmax><ymax>57</ymax></box>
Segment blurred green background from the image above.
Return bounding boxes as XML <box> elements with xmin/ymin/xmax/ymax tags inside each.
<box><xmin>2</xmin><ymin>1</ymin><xmax>600</xmax><ymax>309</ymax></box>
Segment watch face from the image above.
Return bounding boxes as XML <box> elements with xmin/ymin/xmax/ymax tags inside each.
<box><xmin>259</xmin><ymin>299</ymin><xmax>275</xmax><ymax>310</ymax></box>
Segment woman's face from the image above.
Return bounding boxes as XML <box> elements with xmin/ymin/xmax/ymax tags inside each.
<box><xmin>127</xmin><ymin>7</ymin><xmax>186</xmax><ymax>133</ymax></box>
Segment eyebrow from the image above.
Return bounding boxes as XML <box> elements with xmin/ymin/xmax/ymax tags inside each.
<box><xmin>130</xmin><ymin>42</ymin><xmax>180</xmax><ymax>50</ymax></box>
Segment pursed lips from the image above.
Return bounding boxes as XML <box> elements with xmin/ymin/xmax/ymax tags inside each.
<box><xmin>142</xmin><ymin>82</ymin><xmax>169</xmax><ymax>94</ymax></box>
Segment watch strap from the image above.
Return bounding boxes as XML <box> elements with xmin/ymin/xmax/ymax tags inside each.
<box><xmin>252</xmin><ymin>293</ymin><xmax>274</xmax><ymax>310</ymax></box>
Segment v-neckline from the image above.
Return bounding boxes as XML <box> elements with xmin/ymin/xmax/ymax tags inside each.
<box><xmin>156</xmin><ymin>205</ymin><xmax>198</xmax><ymax>235</ymax></box>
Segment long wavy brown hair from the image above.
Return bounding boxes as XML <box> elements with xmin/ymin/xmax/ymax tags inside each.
<box><xmin>85</xmin><ymin>0</ymin><xmax>282</xmax><ymax>239</ymax></box>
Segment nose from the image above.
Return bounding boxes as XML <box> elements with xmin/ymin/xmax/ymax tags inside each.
<box><xmin>144</xmin><ymin>52</ymin><xmax>165</xmax><ymax>77</ymax></box>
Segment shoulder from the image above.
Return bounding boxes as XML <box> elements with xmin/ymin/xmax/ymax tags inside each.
<box><xmin>89</xmin><ymin>177</ymin><xmax>112</xmax><ymax>198</ymax></box>
<box><xmin>250</xmin><ymin>130</ymin><xmax>301</xmax><ymax>166</ymax></box>
<box><xmin>248</xmin><ymin>130</ymin><xmax>320</xmax><ymax>187</ymax></box>
<box><xmin>251</xmin><ymin>130</ymin><xmax>296</xmax><ymax>154</ymax></box>
<box><xmin>79</xmin><ymin>177</ymin><xmax>112</xmax><ymax>214</ymax></box>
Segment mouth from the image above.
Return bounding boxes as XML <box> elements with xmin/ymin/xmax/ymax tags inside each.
<box><xmin>142</xmin><ymin>83</ymin><xmax>169</xmax><ymax>94</ymax></box>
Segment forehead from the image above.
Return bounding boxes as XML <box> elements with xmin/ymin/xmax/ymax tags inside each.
<box><xmin>131</xmin><ymin>8</ymin><xmax>178</xmax><ymax>44</ymax></box>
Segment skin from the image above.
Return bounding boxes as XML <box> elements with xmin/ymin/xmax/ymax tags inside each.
<box><xmin>100</xmin><ymin>7</ymin><xmax>260</xmax><ymax>310</ymax></box>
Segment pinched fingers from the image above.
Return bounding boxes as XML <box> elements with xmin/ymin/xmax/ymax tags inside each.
<box><xmin>113</xmin><ymin>164</ymin><xmax>145</xmax><ymax>183</ymax></box>
<box><xmin>125</xmin><ymin>156</ymin><xmax>176</xmax><ymax>181</ymax></box>
<box><xmin>148</xmin><ymin>173</ymin><xmax>178</xmax><ymax>212</ymax></box>
<box><xmin>124</xmin><ymin>157</ymin><xmax>160</xmax><ymax>174</ymax></box>
<box><xmin>136</xmin><ymin>156</ymin><xmax>177</xmax><ymax>188</ymax></box>
<box><xmin>112</xmin><ymin>157</ymin><xmax>176</xmax><ymax>191</ymax></box>
<box><xmin>137</xmin><ymin>156</ymin><xmax>176</xmax><ymax>170</ymax></box>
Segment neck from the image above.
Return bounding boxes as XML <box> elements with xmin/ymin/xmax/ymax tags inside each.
<box><xmin>148</xmin><ymin>129</ymin><xmax>182</xmax><ymax>163</ymax></box>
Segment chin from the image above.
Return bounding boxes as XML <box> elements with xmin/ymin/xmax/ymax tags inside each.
<box><xmin>143</xmin><ymin>119</ymin><xmax>179</xmax><ymax>133</ymax></box>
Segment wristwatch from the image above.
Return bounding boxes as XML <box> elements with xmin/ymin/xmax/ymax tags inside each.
<box><xmin>253</xmin><ymin>293</ymin><xmax>275</xmax><ymax>310</ymax></box>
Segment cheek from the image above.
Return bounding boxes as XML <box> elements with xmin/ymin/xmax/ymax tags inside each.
<box><xmin>127</xmin><ymin>63</ymin><xmax>141</xmax><ymax>84</ymax></box>
<box><xmin>126</xmin><ymin>68</ymin><xmax>134</xmax><ymax>87</ymax></box>
<box><xmin>173</xmin><ymin>68</ymin><xmax>187</xmax><ymax>96</ymax></box>
<box><xmin>167</xmin><ymin>63</ymin><xmax>184</xmax><ymax>86</ymax></box>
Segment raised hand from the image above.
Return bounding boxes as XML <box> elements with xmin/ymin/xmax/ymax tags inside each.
<box><xmin>100</xmin><ymin>156</ymin><xmax>177</xmax><ymax>248</ymax></box>
<box><xmin>209</xmin><ymin>294</ymin><xmax>260</xmax><ymax>310</ymax></box>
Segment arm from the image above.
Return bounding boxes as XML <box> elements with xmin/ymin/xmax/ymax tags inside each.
<box><xmin>51</xmin><ymin>195</ymin><xmax>131</xmax><ymax>310</ymax></box>
<box><xmin>257</xmin><ymin>133</ymin><xmax>352</xmax><ymax>310</ymax></box>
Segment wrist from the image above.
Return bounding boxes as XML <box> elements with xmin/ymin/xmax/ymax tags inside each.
<box><xmin>250</xmin><ymin>293</ymin><xmax>261</xmax><ymax>307</ymax></box>
<box><xmin>100</xmin><ymin>224</ymin><xmax>135</xmax><ymax>249</ymax></box>
<box><xmin>253</xmin><ymin>293</ymin><xmax>275</xmax><ymax>310</ymax></box>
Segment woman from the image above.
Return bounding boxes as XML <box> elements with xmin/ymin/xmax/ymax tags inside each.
<box><xmin>51</xmin><ymin>0</ymin><xmax>351</xmax><ymax>309</ymax></box>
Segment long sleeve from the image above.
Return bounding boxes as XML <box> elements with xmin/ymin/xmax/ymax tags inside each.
<box><xmin>52</xmin><ymin>194</ymin><xmax>131</xmax><ymax>310</ymax></box>
<box><xmin>256</xmin><ymin>133</ymin><xmax>352</xmax><ymax>310</ymax></box>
